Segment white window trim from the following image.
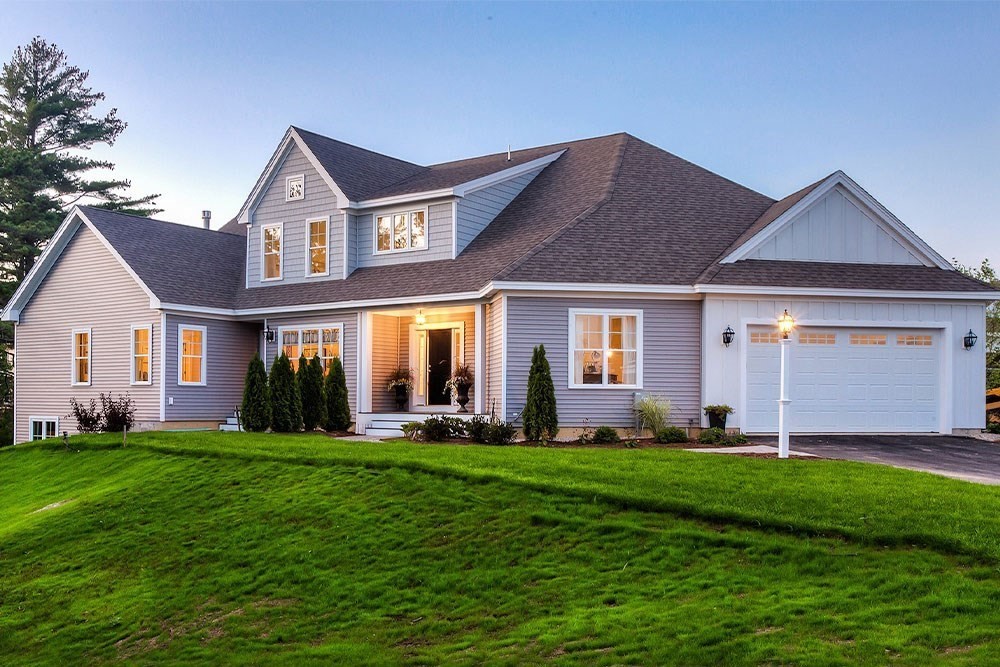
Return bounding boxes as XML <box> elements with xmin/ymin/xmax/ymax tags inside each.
<box><xmin>305</xmin><ymin>216</ymin><xmax>330</xmax><ymax>277</ymax></box>
<box><xmin>372</xmin><ymin>206</ymin><xmax>429</xmax><ymax>255</ymax></box>
<box><xmin>71</xmin><ymin>327</ymin><xmax>92</xmax><ymax>386</ymax></box>
<box><xmin>261</xmin><ymin>222</ymin><xmax>284</xmax><ymax>282</ymax></box>
<box><xmin>130</xmin><ymin>324</ymin><xmax>154</xmax><ymax>385</ymax></box>
<box><xmin>277</xmin><ymin>323</ymin><xmax>344</xmax><ymax>370</ymax></box>
<box><xmin>177</xmin><ymin>324</ymin><xmax>208</xmax><ymax>386</ymax></box>
<box><xmin>567</xmin><ymin>309</ymin><xmax>643</xmax><ymax>389</ymax></box>
<box><xmin>285</xmin><ymin>174</ymin><xmax>305</xmax><ymax>202</ymax></box>
<box><xmin>29</xmin><ymin>416</ymin><xmax>59</xmax><ymax>441</ymax></box>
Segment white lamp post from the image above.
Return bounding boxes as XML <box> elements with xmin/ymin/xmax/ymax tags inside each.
<box><xmin>777</xmin><ymin>309</ymin><xmax>795</xmax><ymax>459</ymax></box>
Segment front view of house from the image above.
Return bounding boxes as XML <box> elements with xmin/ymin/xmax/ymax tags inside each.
<box><xmin>4</xmin><ymin>128</ymin><xmax>996</xmax><ymax>443</ymax></box>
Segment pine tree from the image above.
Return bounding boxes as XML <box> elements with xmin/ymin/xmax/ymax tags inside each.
<box><xmin>299</xmin><ymin>355</ymin><xmax>326</xmax><ymax>431</ymax></box>
<box><xmin>324</xmin><ymin>356</ymin><xmax>351</xmax><ymax>431</ymax></box>
<box><xmin>269</xmin><ymin>353</ymin><xmax>300</xmax><ymax>433</ymax></box>
<box><xmin>240</xmin><ymin>353</ymin><xmax>270</xmax><ymax>432</ymax></box>
<box><xmin>522</xmin><ymin>344</ymin><xmax>559</xmax><ymax>442</ymax></box>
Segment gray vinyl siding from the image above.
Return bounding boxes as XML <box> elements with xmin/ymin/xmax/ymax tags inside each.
<box><xmin>164</xmin><ymin>315</ymin><xmax>258</xmax><ymax>421</ymax></box>
<box><xmin>485</xmin><ymin>295</ymin><xmax>504</xmax><ymax>418</ymax></box>
<box><xmin>455</xmin><ymin>167</ymin><xmax>544</xmax><ymax>255</ymax></box>
<box><xmin>247</xmin><ymin>143</ymin><xmax>345</xmax><ymax>285</ymax></box>
<box><xmin>504</xmin><ymin>296</ymin><xmax>701</xmax><ymax>427</ymax></box>
<box><xmin>264</xmin><ymin>311</ymin><xmax>358</xmax><ymax>419</ymax></box>
<box><xmin>353</xmin><ymin>200</ymin><xmax>453</xmax><ymax>267</ymax></box>
<box><xmin>14</xmin><ymin>224</ymin><xmax>161</xmax><ymax>443</ymax></box>
<box><xmin>346</xmin><ymin>214</ymin><xmax>359</xmax><ymax>276</ymax></box>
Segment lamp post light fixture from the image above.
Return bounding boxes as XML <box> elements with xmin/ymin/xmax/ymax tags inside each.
<box><xmin>722</xmin><ymin>326</ymin><xmax>735</xmax><ymax>347</ymax></box>
<box><xmin>777</xmin><ymin>309</ymin><xmax>795</xmax><ymax>459</ymax></box>
<box><xmin>964</xmin><ymin>329</ymin><xmax>978</xmax><ymax>350</ymax></box>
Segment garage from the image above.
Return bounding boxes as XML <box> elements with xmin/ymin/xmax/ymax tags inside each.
<box><xmin>745</xmin><ymin>326</ymin><xmax>942</xmax><ymax>433</ymax></box>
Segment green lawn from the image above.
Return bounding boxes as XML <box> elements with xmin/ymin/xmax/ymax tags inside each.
<box><xmin>2</xmin><ymin>432</ymin><xmax>1000</xmax><ymax>664</ymax></box>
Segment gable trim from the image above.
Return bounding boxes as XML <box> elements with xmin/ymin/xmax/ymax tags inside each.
<box><xmin>1</xmin><ymin>207</ymin><xmax>161</xmax><ymax>322</ymax></box>
<box><xmin>720</xmin><ymin>171</ymin><xmax>952</xmax><ymax>270</ymax></box>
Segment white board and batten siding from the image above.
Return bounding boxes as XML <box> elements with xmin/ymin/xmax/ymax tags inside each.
<box><xmin>246</xmin><ymin>143</ymin><xmax>346</xmax><ymax>285</ymax></box>
<box><xmin>14</xmin><ymin>225</ymin><xmax>160</xmax><ymax>442</ymax></box>
<box><xmin>702</xmin><ymin>297</ymin><xmax>988</xmax><ymax>434</ymax></box>
<box><xmin>504</xmin><ymin>296</ymin><xmax>702</xmax><ymax>427</ymax></box>
<box><xmin>455</xmin><ymin>167</ymin><xmax>544</xmax><ymax>255</ymax></box>
<box><xmin>352</xmin><ymin>200</ymin><xmax>454</xmax><ymax>268</ymax></box>
<box><xmin>745</xmin><ymin>186</ymin><xmax>925</xmax><ymax>265</ymax></box>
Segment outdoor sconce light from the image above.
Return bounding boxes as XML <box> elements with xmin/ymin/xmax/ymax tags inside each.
<box><xmin>722</xmin><ymin>326</ymin><xmax>735</xmax><ymax>347</ymax></box>
<box><xmin>263</xmin><ymin>326</ymin><xmax>276</xmax><ymax>344</ymax></box>
<box><xmin>415</xmin><ymin>309</ymin><xmax>426</xmax><ymax>325</ymax></box>
<box><xmin>964</xmin><ymin>329</ymin><xmax>978</xmax><ymax>350</ymax></box>
<box><xmin>778</xmin><ymin>309</ymin><xmax>795</xmax><ymax>339</ymax></box>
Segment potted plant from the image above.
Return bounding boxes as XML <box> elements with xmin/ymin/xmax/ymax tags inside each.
<box><xmin>703</xmin><ymin>404</ymin><xmax>734</xmax><ymax>430</ymax></box>
<box><xmin>387</xmin><ymin>367</ymin><xmax>414</xmax><ymax>411</ymax></box>
<box><xmin>444</xmin><ymin>363</ymin><xmax>474</xmax><ymax>413</ymax></box>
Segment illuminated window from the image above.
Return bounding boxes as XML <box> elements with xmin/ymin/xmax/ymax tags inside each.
<box><xmin>262</xmin><ymin>224</ymin><xmax>282</xmax><ymax>280</ymax></box>
<box><xmin>178</xmin><ymin>326</ymin><xmax>206</xmax><ymax>385</ymax></box>
<box><xmin>850</xmin><ymin>333</ymin><xmax>887</xmax><ymax>346</ymax></box>
<box><xmin>131</xmin><ymin>325</ymin><xmax>152</xmax><ymax>384</ymax></box>
<box><xmin>375</xmin><ymin>209</ymin><xmax>426</xmax><ymax>253</ymax></box>
<box><xmin>307</xmin><ymin>218</ymin><xmax>329</xmax><ymax>276</ymax></box>
<box><xmin>280</xmin><ymin>325</ymin><xmax>342</xmax><ymax>373</ymax></box>
<box><xmin>570</xmin><ymin>311</ymin><xmax>641</xmax><ymax>387</ymax></box>
<box><xmin>799</xmin><ymin>332</ymin><xmax>836</xmax><ymax>345</ymax></box>
<box><xmin>897</xmin><ymin>334</ymin><xmax>933</xmax><ymax>346</ymax></box>
<box><xmin>749</xmin><ymin>331</ymin><xmax>782</xmax><ymax>344</ymax></box>
<box><xmin>72</xmin><ymin>329</ymin><xmax>91</xmax><ymax>385</ymax></box>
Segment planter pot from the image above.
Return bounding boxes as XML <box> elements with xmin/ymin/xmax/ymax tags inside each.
<box><xmin>707</xmin><ymin>413</ymin><xmax>727</xmax><ymax>430</ymax></box>
<box><xmin>393</xmin><ymin>385</ymin><xmax>409</xmax><ymax>411</ymax></box>
<box><xmin>456</xmin><ymin>384</ymin><xmax>470</xmax><ymax>413</ymax></box>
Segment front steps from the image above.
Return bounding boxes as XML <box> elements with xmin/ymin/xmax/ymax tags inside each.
<box><xmin>357</xmin><ymin>411</ymin><xmax>483</xmax><ymax>438</ymax></box>
<box><xmin>218</xmin><ymin>411</ymin><xmax>242</xmax><ymax>432</ymax></box>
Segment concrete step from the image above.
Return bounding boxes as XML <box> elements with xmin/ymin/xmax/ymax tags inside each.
<box><xmin>364</xmin><ymin>426</ymin><xmax>405</xmax><ymax>438</ymax></box>
<box><xmin>219</xmin><ymin>423</ymin><xmax>242</xmax><ymax>432</ymax></box>
<box><xmin>225</xmin><ymin>417</ymin><xmax>239</xmax><ymax>426</ymax></box>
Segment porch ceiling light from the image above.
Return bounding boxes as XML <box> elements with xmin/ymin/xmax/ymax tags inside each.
<box><xmin>415</xmin><ymin>309</ymin><xmax>426</xmax><ymax>325</ymax></box>
<box><xmin>722</xmin><ymin>326</ymin><xmax>735</xmax><ymax>347</ymax></box>
<box><xmin>964</xmin><ymin>329</ymin><xmax>978</xmax><ymax>350</ymax></box>
<box><xmin>778</xmin><ymin>310</ymin><xmax>795</xmax><ymax>340</ymax></box>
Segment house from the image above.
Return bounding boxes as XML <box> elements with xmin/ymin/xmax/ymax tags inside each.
<box><xmin>3</xmin><ymin>128</ymin><xmax>996</xmax><ymax>443</ymax></box>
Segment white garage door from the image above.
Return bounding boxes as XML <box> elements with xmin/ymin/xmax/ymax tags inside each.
<box><xmin>745</xmin><ymin>327</ymin><xmax>940</xmax><ymax>433</ymax></box>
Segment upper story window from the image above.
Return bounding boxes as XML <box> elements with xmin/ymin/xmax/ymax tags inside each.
<box><xmin>375</xmin><ymin>209</ymin><xmax>427</xmax><ymax>254</ymax></box>
<box><xmin>72</xmin><ymin>328</ymin><xmax>91</xmax><ymax>386</ymax></box>
<box><xmin>178</xmin><ymin>325</ymin><xmax>207</xmax><ymax>386</ymax></box>
<box><xmin>285</xmin><ymin>174</ymin><xmax>304</xmax><ymax>201</ymax></box>
<box><xmin>307</xmin><ymin>217</ymin><xmax>329</xmax><ymax>276</ymax></box>
<box><xmin>568</xmin><ymin>310</ymin><xmax>642</xmax><ymax>388</ymax></box>
<box><xmin>131</xmin><ymin>325</ymin><xmax>152</xmax><ymax>385</ymax></box>
<box><xmin>262</xmin><ymin>224</ymin><xmax>282</xmax><ymax>280</ymax></box>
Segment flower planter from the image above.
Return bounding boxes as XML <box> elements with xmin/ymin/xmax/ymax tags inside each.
<box><xmin>394</xmin><ymin>385</ymin><xmax>409</xmax><ymax>411</ymax></box>
<box><xmin>455</xmin><ymin>384</ymin><xmax>470</xmax><ymax>413</ymax></box>
<box><xmin>707</xmin><ymin>413</ymin><xmax>727</xmax><ymax>430</ymax></box>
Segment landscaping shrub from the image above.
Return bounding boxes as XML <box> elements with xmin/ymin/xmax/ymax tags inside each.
<box><xmin>591</xmin><ymin>425</ymin><xmax>620</xmax><ymax>444</ymax></box>
<box><xmin>324</xmin><ymin>357</ymin><xmax>351</xmax><ymax>432</ymax></box>
<box><xmin>655</xmin><ymin>426</ymin><xmax>688</xmax><ymax>444</ymax></box>
<box><xmin>298</xmin><ymin>355</ymin><xmax>327</xmax><ymax>431</ymax></box>
<box><xmin>633</xmin><ymin>394</ymin><xmax>671</xmax><ymax>434</ymax></box>
<box><xmin>68</xmin><ymin>398</ymin><xmax>101</xmax><ymax>433</ymax></box>
<box><xmin>467</xmin><ymin>414</ymin><xmax>489</xmax><ymax>444</ymax></box>
<box><xmin>269</xmin><ymin>353</ymin><xmax>301</xmax><ymax>433</ymax></box>
<box><xmin>485</xmin><ymin>420</ymin><xmax>517</xmax><ymax>446</ymax></box>
<box><xmin>403</xmin><ymin>415</ymin><xmax>467</xmax><ymax>442</ymax></box>
<box><xmin>522</xmin><ymin>344</ymin><xmax>558</xmax><ymax>443</ymax></box>
<box><xmin>698</xmin><ymin>427</ymin><xmax>727</xmax><ymax>444</ymax></box>
<box><xmin>100</xmin><ymin>393</ymin><xmax>136</xmax><ymax>433</ymax></box>
<box><xmin>987</xmin><ymin>422</ymin><xmax>1000</xmax><ymax>435</ymax></box>
<box><xmin>241</xmin><ymin>353</ymin><xmax>271</xmax><ymax>432</ymax></box>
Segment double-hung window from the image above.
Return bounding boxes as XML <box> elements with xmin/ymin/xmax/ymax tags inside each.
<box><xmin>280</xmin><ymin>325</ymin><xmax>342</xmax><ymax>373</ymax></box>
<box><xmin>72</xmin><ymin>328</ymin><xmax>91</xmax><ymax>385</ymax></box>
<box><xmin>131</xmin><ymin>325</ymin><xmax>152</xmax><ymax>384</ymax></box>
<box><xmin>375</xmin><ymin>209</ymin><xmax>426</xmax><ymax>253</ymax></box>
<box><xmin>307</xmin><ymin>217</ymin><xmax>329</xmax><ymax>276</ymax></box>
<box><xmin>262</xmin><ymin>224</ymin><xmax>282</xmax><ymax>280</ymax></box>
<box><xmin>569</xmin><ymin>310</ymin><xmax>642</xmax><ymax>388</ymax></box>
<box><xmin>178</xmin><ymin>325</ymin><xmax>207</xmax><ymax>385</ymax></box>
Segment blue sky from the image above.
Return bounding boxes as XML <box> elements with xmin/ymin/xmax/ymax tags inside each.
<box><xmin>3</xmin><ymin>2</ymin><xmax>997</xmax><ymax>266</ymax></box>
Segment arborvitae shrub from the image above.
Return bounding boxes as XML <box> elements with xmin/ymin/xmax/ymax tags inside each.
<box><xmin>522</xmin><ymin>344</ymin><xmax>558</xmax><ymax>442</ymax></box>
<box><xmin>324</xmin><ymin>357</ymin><xmax>351</xmax><ymax>431</ymax></box>
<box><xmin>299</xmin><ymin>355</ymin><xmax>326</xmax><ymax>431</ymax></box>
<box><xmin>241</xmin><ymin>353</ymin><xmax>271</xmax><ymax>432</ymax></box>
<box><xmin>269</xmin><ymin>353</ymin><xmax>301</xmax><ymax>433</ymax></box>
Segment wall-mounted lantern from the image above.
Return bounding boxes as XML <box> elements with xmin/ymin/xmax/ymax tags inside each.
<box><xmin>964</xmin><ymin>329</ymin><xmax>978</xmax><ymax>350</ymax></box>
<box><xmin>722</xmin><ymin>326</ymin><xmax>735</xmax><ymax>347</ymax></box>
<box><xmin>263</xmin><ymin>326</ymin><xmax>276</xmax><ymax>344</ymax></box>
<box><xmin>415</xmin><ymin>309</ymin><xmax>426</xmax><ymax>325</ymax></box>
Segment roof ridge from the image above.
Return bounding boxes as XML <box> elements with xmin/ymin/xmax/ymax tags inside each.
<box><xmin>492</xmin><ymin>133</ymin><xmax>631</xmax><ymax>282</ymax></box>
<box><xmin>79</xmin><ymin>205</ymin><xmax>245</xmax><ymax>238</ymax></box>
<box><xmin>427</xmin><ymin>132</ymin><xmax>630</xmax><ymax>169</ymax></box>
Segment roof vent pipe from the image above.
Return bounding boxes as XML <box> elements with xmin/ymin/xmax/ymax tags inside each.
<box><xmin>507</xmin><ymin>144</ymin><xmax>511</xmax><ymax>161</ymax></box>
<box><xmin>201</xmin><ymin>210</ymin><xmax>211</xmax><ymax>229</ymax></box>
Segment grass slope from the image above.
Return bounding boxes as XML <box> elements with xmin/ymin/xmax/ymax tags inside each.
<box><xmin>0</xmin><ymin>432</ymin><xmax>999</xmax><ymax>665</ymax></box>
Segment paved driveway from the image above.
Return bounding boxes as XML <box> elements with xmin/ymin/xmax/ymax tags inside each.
<box><xmin>753</xmin><ymin>435</ymin><xmax>1000</xmax><ymax>485</ymax></box>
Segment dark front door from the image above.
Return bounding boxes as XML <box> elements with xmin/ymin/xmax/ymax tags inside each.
<box><xmin>427</xmin><ymin>329</ymin><xmax>453</xmax><ymax>406</ymax></box>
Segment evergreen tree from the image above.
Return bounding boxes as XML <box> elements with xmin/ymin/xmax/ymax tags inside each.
<box><xmin>269</xmin><ymin>353</ymin><xmax>301</xmax><ymax>433</ymax></box>
<box><xmin>522</xmin><ymin>344</ymin><xmax>559</xmax><ymax>442</ymax></box>
<box><xmin>324</xmin><ymin>356</ymin><xmax>351</xmax><ymax>431</ymax></box>
<box><xmin>240</xmin><ymin>353</ymin><xmax>270</xmax><ymax>432</ymax></box>
<box><xmin>299</xmin><ymin>355</ymin><xmax>326</xmax><ymax>431</ymax></box>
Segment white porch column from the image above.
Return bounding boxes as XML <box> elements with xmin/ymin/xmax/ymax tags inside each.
<box><xmin>358</xmin><ymin>311</ymin><xmax>374</xmax><ymax>414</ymax></box>
<box><xmin>474</xmin><ymin>302</ymin><xmax>485</xmax><ymax>414</ymax></box>
<box><xmin>777</xmin><ymin>337</ymin><xmax>791</xmax><ymax>459</ymax></box>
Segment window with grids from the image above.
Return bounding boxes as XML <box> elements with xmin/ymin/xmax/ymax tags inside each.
<box><xmin>570</xmin><ymin>312</ymin><xmax>640</xmax><ymax>387</ymax></box>
<box><xmin>849</xmin><ymin>333</ymin><xmax>887</xmax><ymax>345</ymax></box>
<box><xmin>800</xmin><ymin>332</ymin><xmax>836</xmax><ymax>345</ymax></box>
<box><xmin>262</xmin><ymin>225</ymin><xmax>282</xmax><ymax>280</ymax></box>
<box><xmin>72</xmin><ymin>329</ymin><xmax>90</xmax><ymax>385</ymax></box>
<box><xmin>307</xmin><ymin>218</ymin><xmax>328</xmax><ymax>276</ymax></box>
<box><xmin>376</xmin><ymin>209</ymin><xmax>426</xmax><ymax>253</ymax></box>
<box><xmin>750</xmin><ymin>331</ymin><xmax>782</xmax><ymax>344</ymax></box>
<box><xmin>281</xmin><ymin>326</ymin><xmax>341</xmax><ymax>373</ymax></box>
<box><xmin>179</xmin><ymin>326</ymin><xmax>206</xmax><ymax>385</ymax></box>
<box><xmin>30</xmin><ymin>418</ymin><xmax>58</xmax><ymax>441</ymax></box>
<box><xmin>897</xmin><ymin>334</ymin><xmax>933</xmax><ymax>346</ymax></box>
<box><xmin>132</xmin><ymin>325</ymin><xmax>152</xmax><ymax>384</ymax></box>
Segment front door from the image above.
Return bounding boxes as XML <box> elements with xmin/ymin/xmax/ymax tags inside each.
<box><xmin>427</xmin><ymin>329</ymin><xmax>453</xmax><ymax>406</ymax></box>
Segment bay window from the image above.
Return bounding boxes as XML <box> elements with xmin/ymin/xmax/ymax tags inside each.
<box><xmin>569</xmin><ymin>310</ymin><xmax>641</xmax><ymax>388</ymax></box>
<box><xmin>375</xmin><ymin>209</ymin><xmax>426</xmax><ymax>253</ymax></box>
